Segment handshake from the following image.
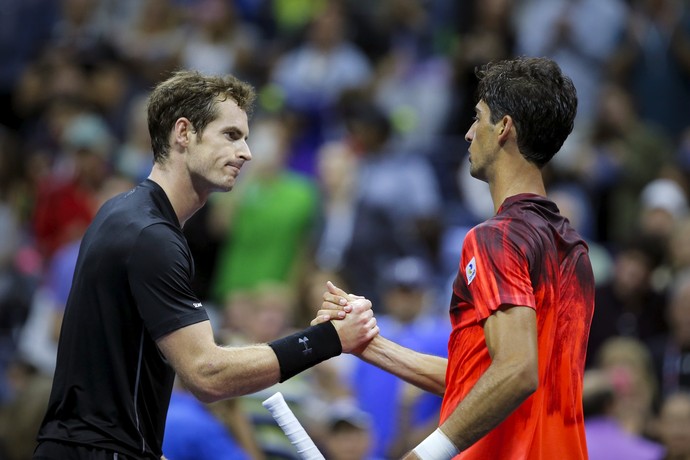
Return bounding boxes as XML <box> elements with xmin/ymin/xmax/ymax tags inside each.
<box><xmin>311</xmin><ymin>281</ymin><xmax>379</xmax><ymax>355</ymax></box>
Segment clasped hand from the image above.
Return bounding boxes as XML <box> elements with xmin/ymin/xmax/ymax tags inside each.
<box><xmin>311</xmin><ymin>281</ymin><xmax>379</xmax><ymax>354</ymax></box>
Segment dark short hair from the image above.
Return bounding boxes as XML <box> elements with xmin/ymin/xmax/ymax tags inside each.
<box><xmin>147</xmin><ymin>71</ymin><xmax>256</xmax><ymax>163</ymax></box>
<box><xmin>475</xmin><ymin>56</ymin><xmax>577</xmax><ymax>167</ymax></box>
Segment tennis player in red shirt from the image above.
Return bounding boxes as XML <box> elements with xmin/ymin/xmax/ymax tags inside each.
<box><xmin>316</xmin><ymin>56</ymin><xmax>594</xmax><ymax>459</ymax></box>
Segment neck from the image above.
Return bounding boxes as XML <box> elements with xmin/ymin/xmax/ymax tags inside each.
<box><xmin>488</xmin><ymin>158</ymin><xmax>546</xmax><ymax>213</ymax></box>
<box><xmin>148</xmin><ymin>164</ymin><xmax>207</xmax><ymax>226</ymax></box>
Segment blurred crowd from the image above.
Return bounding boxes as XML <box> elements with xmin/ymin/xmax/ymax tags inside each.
<box><xmin>1</xmin><ymin>0</ymin><xmax>690</xmax><ymax>458</ymax></box>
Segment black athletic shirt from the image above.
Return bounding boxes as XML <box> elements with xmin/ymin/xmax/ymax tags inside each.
<box><xmin>37</xmin><ymin>180</ymin><xmax>210</xmax><ymax>459</ymax></box>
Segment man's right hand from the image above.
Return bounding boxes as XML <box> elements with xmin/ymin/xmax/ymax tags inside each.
<box><xmin>311</xmin><ymin>281</ymin><xmax>361</xmax><ymax>323</ymax></box>
<box><xmin>311</xmin><ymin>282</ymin><xmax>378</xmax><ymax>354</ymax></box>
<box><xmin>332</xmin><ymin>296</ymin><xmax>378</xmax><ymax>354</ymax></box>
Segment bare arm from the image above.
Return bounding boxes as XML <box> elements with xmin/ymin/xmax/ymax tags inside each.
<box><xmin>157</xmin><ymin>321</ymin><xmax>280</xmax><ymax>403</ymax></box>
<box><xmin>414</xmin><ymin>306</ymin><xmax>538</xmax><ymax>457</ymax></box>
<box><xmin>358</xmin><ymin>335</ymin><xmax>447</xmax><ymax>396</ymax></box>
<box><xmin>157</xmin><ymin>299</ymin><xmax>378</xmax><ymax>403</ymax></box>
<box><xmin>318</xmin><ymin>284</ymin><xmax>538</xmax><ymax>457</ymax></box>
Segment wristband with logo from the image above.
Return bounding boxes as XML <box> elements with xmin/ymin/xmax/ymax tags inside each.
<box><xmin>268</xmin><ymin>322</ymin><xmax>342</xmax><ymax>382</ymax></box>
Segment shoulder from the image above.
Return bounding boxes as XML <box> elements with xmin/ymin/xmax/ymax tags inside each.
<box><xmin>496</xmin><ymin>195</ymin><xmax>564</xmax><ymax>242</ymax></box>
<box><xmin>103</xmin><ymin>182</ymin><xmax>180</xmax><ymax>232</ymax></box>
<box><xmin>468</xmin><ymin>216</ymin><xmax>530</xmax><ymax>244</ymax></box>
<box><xmin>106</xmin><ymin>185</ymin><xmax>189</xmax><ymax>267</ymax></box>
<box><xmin>133</xmin><ymin>223</ymin><xmax>190</xmax><ymax>261</ymax></box>
<box><xmin>464</xmin><ymin>216</ymin><xmax>542</xmax><ymax>268</ymax></box>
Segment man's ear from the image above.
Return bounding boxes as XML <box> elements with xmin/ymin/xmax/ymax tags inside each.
<box><xmin>497</xmin><ymin>115</ymin><xmax>514</xmax><ymax>143</ymax></box>
<box><xmin>173</xmin><ymin>117</ymin><xmax>194</xmax><ymax>147</ymax></box>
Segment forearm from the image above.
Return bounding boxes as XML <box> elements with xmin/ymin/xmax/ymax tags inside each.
<box><xmin>184</xmin><ymin>344</ymin><xmax>281</xmax><ymax>402</ymax></box>
<box><xmin>359</xmin><ymin>335</ymin><xmax>447</xmax><ymax>396</ymax></box>
<box><xmin>163</xmin><ymin>321</ymin><xmax>346</xmax><ymax>403</ymax></box>
<box><xmin>158</xmin><ymin>321</ymin><xmax>282</xmax><ymax>402</ymax></box>
<box><xmin>440</xmin><ymin>360</ymin><xmax>536</xmax><ymax>452</ymax></box>
<box><xmin>196</xmin><ymin>322</ymin><xmax>342</xmax><ymax>400</ymax></box>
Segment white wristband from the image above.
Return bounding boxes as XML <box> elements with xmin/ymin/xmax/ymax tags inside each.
<box><xmin>412</xmin><ymin>428</ymin><xmax>459</xmax><ymax>460</ymax></box>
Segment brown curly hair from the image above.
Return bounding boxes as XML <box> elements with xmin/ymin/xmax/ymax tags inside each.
<box><xmin>147</xmin><ymin>71</ymin><xmax>256</xmax><ymax>164</ymax></box>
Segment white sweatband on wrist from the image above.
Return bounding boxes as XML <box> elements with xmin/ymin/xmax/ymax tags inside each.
<box><xmin>412</xmin><ymin>428</ymin><xmax>459</xmax><ymax>460</ymax></box>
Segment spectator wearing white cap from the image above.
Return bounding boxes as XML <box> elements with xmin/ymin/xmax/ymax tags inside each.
<box><xmin>320</xmin><ymin>400</ymin><xmax>381</xmax><ymax>460</ymax></box>
<box><xmin>639</xmin><ymin>177</ymin><xmax>689</xmax><ymax>241</ymax></box>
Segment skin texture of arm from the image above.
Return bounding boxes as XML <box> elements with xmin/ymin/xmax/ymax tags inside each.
<box><xmin>315</xmin><ymin>282</ymin><xmax>446</xmax><ymax>394</ymax></box>
<box><xmin>318</xmin><ymin>283</ymin><xmax>538</xmax><ymax>457</ymax></box>
<box><xmin>357</xmin><ymin>335</ymin><xmax>447</xmax><ymax>396</ymax></box>
<box><xmin>158</xmin><ymin>299</ymin><xmax>378</xmax><ymax>403</ymax></box>
<box><xmin>157</xmin><ymin>321</ymin><xmax>281</xmax><ymax>403</ymax></box>
<box><xmin>406</xmin><ymin>305</ymin><xmax>539</xmax><ymax>458</ymax></box>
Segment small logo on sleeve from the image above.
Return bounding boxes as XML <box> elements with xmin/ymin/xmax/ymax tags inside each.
<box><xmin>193</xmin><ymin>302</ymin><xmax>203</xmax><ymax>308</ymax></box>
<box><xmin>465</xmin><ymin>257</ymin><xmax>477</xmax><ymax>285</ymax></box>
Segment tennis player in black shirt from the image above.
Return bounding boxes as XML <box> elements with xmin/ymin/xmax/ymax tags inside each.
<box><xmin>33</xmin><ymin>71</ymin><xmax>379</xmax><ymax>460</ymax></box>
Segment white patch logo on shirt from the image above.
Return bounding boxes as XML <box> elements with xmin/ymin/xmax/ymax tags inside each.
<box><xmin>465</xmin><ymin>257</ymin><xmax>477</xmax><ymax>285</ymax></box>
<box><xmin>193</xmin><ymin>302</ymin><xmax>203</xmax><ymax>308</ymax></box>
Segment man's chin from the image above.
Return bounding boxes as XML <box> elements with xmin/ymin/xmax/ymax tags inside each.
<box><xmin>468</xmin><ymin>167</ymin><xmax>488</xmax><ymax>183</ymax></box>
<box><xmin>208</xmin><ymin>181</ymin><xmax>234</xmax><ymax>194</ymax></box>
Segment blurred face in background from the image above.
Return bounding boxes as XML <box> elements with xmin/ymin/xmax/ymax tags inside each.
<box><xmin>244</xmin><ymin>283</ymin><xmax>295</xmax><ymax>343</ymax></box>
<box><xmin>668</xmin><ymin>218</ymin><xmax>690</xmax><ymax>272</ymax></box>
<box><xmin>382</xmin><ymin>285</ymin><xmax>426</xmax><ymax>324</ymax></box>
<box><xmin>595</xmin><ymin>337</ymin><xmax>658</xmax><ymax>428</ymax></box>
<box><xmin>656</xmin><ymin>392</ymin><xmax>690</xmax><ymax>458</ymax></box>
<box><xmin>316</xmin><ymin>142</ymin><xmax>358</xmax><ymax>199</ymax></box>
<box><xmin>246</xmin><ymin>117</ymin><xmax>289</xmax><ymax>178</ymax></box>
<box><xmin>324</xmin><ymin>422</ymin><xmax>372</xmax><ymax>460</ymax></box>
<box><xmin>308</xmin><ymin>5</ymin><xmax>345</xmax><ymax>51</ymax></box>
<box><xmin>668</xmin><ymin>279</ymin><xmax>690</xmax><ymax>348</ymax></box>
<box><xmin>611</xmin><ymin>249</ymin><xmax>654</xmax><ymax>298</ymax></box>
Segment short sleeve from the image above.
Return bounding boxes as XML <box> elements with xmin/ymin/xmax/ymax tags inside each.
<box><xmin>128</xmin><ymin>224</ymin><xmax>208</xmax><ymax>340</ymax></box>
<box><xmin>461</xmin><ymin>222</ymin><xmax>536</xmax><ymax>322</ymax></box>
